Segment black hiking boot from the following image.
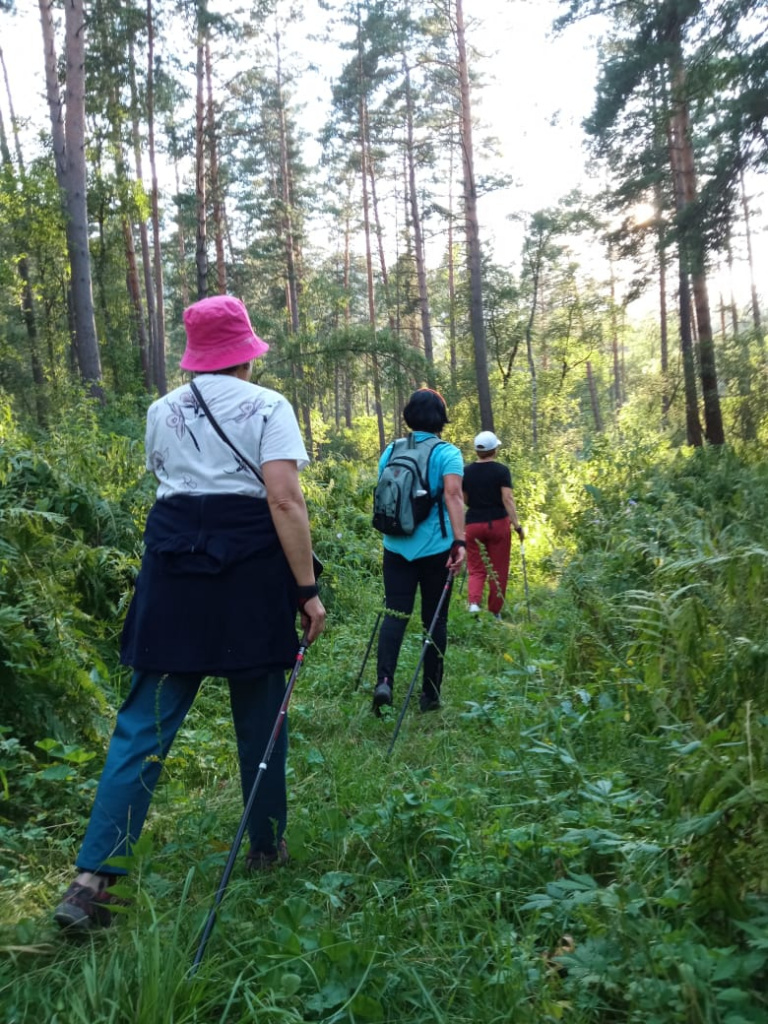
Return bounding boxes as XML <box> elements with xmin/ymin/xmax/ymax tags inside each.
<box><xmin>245</xmin><ymin>839</ymin><xmax>290</xmax><ymax>873</ymax></box>
<box><xmin>419</xmin><ymin>687</ymin><xmax>441</xmax><ymax>713</ymax></box>
<box><xmin>372</xmin><ymin>678</ymin><xmax>393</xmax><ymax>716</ymax></box>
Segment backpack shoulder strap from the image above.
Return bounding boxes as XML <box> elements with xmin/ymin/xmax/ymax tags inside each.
<box><xmin>421</xmin><ymin>436</ymin><xmax>449</xmax><ymax>538</ymax></box>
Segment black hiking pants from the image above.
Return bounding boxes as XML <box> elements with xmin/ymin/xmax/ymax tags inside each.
<box><xmin>377</xmin><ymin>547</ymin><xmax>453</xmax><ymax>701</ymax></box>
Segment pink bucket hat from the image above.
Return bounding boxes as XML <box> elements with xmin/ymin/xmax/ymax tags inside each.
<box><xmin>180</xmin><ymin>295</ymin><xmax>269</xmax><ymax>372</ymax></box>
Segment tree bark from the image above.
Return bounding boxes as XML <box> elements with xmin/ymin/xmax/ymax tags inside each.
<box><xmin>147</xmin><ymin>0</ymin><xmax>167</xmax><ymax>394</ymax></box>
<box><xmin>39</xmin><ymin>0</ymin><xmax>103</xmax><ymax>394</ymax></box>
<box><xmin>739</xmin><ymin>167</ymin><xmax>763</xmax><ymax>344</ymax></box>
<box><xmin>205</xmin><ymin>37</ymin><xmax>227</xmax><ymax>296</ymax></box>
<box><xmin>678</xmin><ymin>264</ymin><xmax>703</xmax><ymax>447</ymax></box>
<box><xmin>447</xmin><ymin>132</ymin><xmax>457</xmax><ymax>384</ymax></box>
<box><xmin>658</xmin><ymin>216</ymin><xmax>670</xmax><ymax>421</ymax></box>
<box><xmin>365</xmin><ymin>106</ymin><xmax>395</xmax><ymax>336</ymax></box>
<box><xmin>667</xmin><ymin>41</ymin><xmax>724</xmax><ymax>444</ymax></box>
<box><xmin>455</xmin><ymin>0</ymin><xmax>493</xmax><ymax>431</ymax></box>
<box><xmin>128</xmin><ymin>35</ymin><xmax>157</xmax><ymax>391</ymax></box>
<box><xmin>356</xmin><ymin>15</ymin><xmax>384</xmax><ymax>450</ymax></box>
<box><xmin>586</xmin><ymin>361</ymin><xmax>603</xmax><ymax>432</ymax></box>
<box><xmin>0</xmin><ymin>54</ymin><xmax>46</xmax><ymax>423</ymax></box>
<box><xmin>274</xmin><ymin>29</ymin><xmax>312</xmax><ymax>454</ymax></box>
<box><xmin>608</xmin><ymin>243</ymin><xmax>622</xmax><ymax>411</ymax></box>
<box><xmin>524</xmin><ymin>266</ymin><xmax>539</xmax><ymax>449</ymax></box>
<box><xmin>404</xmin><ymin>59</ymin><xmax>434</xmax><ymax>376</ymax></box>
<box><xmin>195</xmin><ymin>6</ymin><xmax>208</xmax><ymax>300</ymax></box>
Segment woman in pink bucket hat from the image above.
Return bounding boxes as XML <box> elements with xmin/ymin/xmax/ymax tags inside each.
<box><xmin>53</xmin><ymin>295</ymin><xmax>325</xmax><ymax>931</ymax></box>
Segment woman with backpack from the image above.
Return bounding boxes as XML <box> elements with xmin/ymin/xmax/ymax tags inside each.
<box><xmin>371</xmin><ymin>389</ymin><xmax>466</xmax><ymax>715</ymax></box>
<box><xmin>462</xmin><ymin>431</ymin><xmax>524</xmax><ymax>618</ymax></box>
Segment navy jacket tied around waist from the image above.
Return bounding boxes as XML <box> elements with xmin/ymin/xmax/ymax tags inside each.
<box><xmin>121</xmin><ymin>494</ymin><xmax>299</xmax><ymax>674</ymax></box>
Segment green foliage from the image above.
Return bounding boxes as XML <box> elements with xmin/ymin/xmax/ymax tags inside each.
<box><xmin>1</xmin><ymin>408</ymin><xmax>767</xmax><ymax>1024</ymax></box>
<box><xmin>0</xmin><ymin>392</ymin><xmax>142</xmax><ymax>747</ymax></box>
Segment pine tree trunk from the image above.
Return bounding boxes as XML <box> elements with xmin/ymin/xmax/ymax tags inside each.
<box><xmin>587</xmin><ymin>361</ymin><xmax>603</xmax><ymax>432</ymax></box>
<box><xmin>448</xmin><ymin>135</ymin><xmax>457</xmax><ymax>384</ymax></box>
<box><xmin>524</xmin><ymin>275</ymin><xmax>539</xmax><ymax>449</ymax></box>
<box><xmin>0</xmin><ymin>63</ymin><xmax>46</xmax><ymax>424</ymax></box>
<box><xmin>39</xmin><ymin>0</ymin><xmax>103</xmax><ymax>395</ymax></box>
<box><xmin>455</xmin><ymin>0</ymin><xmax>493</xmax><ymax>431</ymax></box>
<box><xmin>404</xmin><ymin>60</ymin><xmax>434</xmax><ymax>375</ymax></box>
<box><xmin>111</xmin><ymin>64</ymin><xmax>151</xmax><ymax>392</ymax></box>
<box><xmin>343</xmin><ymin>201</ymin><xmax>353</xmax><ymax>428</ymax></box>
<box><xmin>195</xmin><ymin>11</ymin><xmax>208</xmax><ymax>301</ymax></box>
<box><xmin>667</xmin><ymin>44</ymin><xmax>724</xmax><ymax>444</ymax></box>
<box><xmin>145</xmin><ymin>0</ymin><xmax>166</xmax><ymax>394</ymax></box>
<box><xmin>739</xmin><ymin>167</ymin><xmax>763</xmax><ymax>344</ymax></box>
<box><xmin>609</xmin><ymin>245</ymin><xmax>622</xmax><ymax>410</ymax></box>
<box><xmin>356</xmin><ymin>17</ymin><xmax>384</xmax><ymax>450</ymax></box>
<box><xmin>205</xmin><ymin>38</ymin><xmax>227</xmax><ymax>296</ymax></box>
<box><xmin>678</xmin><ymin>265</ymin><xmax>703</xmax><ymax>447</ymax></box>
<box><xmin>365</xmin><ymin>109</ymin><xmax>395</xmax><ymax>335</ymax></box>
<box><xmin>122</xmin><ymin>218</ymin><xmax>151</xmax><ymax>386</ymax></box>
<box><xmin>274</xmin><ymin>30</ymin><xmax>311</xmax><ymax>454</ymax></box>
<box><xmin>174</xmin><ymin>158</ymin><xmax>190</xmax><ymax>309</ymax></box>
<box><xmin>658</xmin><ymin>219</ymin><xmax>670</xmax><ymax>421</ymax></box>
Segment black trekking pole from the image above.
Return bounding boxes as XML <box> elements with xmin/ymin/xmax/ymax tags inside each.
<box><xmin>519</xmin><ymin>540</ymin><xmax>532</xmax><ymax>623</ymax></box>
<box><xmin>353</xmin><ymin>608</ymin><xmax>383</xmax><ymax>692</ymax></box>
<box><xmin>190</xmin><ymin>635</ymin><xmax>309</xmax><ymax>975</ymax></box>
<box><xmin>386</xmin><ymin>570</ymin><xmax>454</xmax><ymax>759</ymax></box>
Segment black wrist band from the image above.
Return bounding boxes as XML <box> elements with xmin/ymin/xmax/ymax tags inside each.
<box><xmin>296</xmin><ymin>583</ymin><xmax>319</xmax><ymax>600</ymax></box>
<box><xmin>452</xmin><ymin>539</ymin><xmax>466</xmax><ymax>548</ymax></box>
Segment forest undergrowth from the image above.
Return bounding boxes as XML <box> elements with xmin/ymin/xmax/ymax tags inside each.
<box><xmin>0</xmin><ymin>399</ymin><xmax>766</xmax><ymax>1023</ymax></box>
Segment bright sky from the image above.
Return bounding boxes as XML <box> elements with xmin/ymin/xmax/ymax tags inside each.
<box><xmin>2</xmin><ymin>0</ymin><xmax>765</xmax><ymax>313</ymax></box>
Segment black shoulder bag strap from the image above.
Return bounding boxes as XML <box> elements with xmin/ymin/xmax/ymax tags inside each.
<box><xmin>189</xmin><ymin>380</ymin><xmax>323</xmax><ymax>579</ymax></box>
<box><xmin>189</xmin><ymin>380</ymin><xmax>265</xmax><ymax>483</ymax></box>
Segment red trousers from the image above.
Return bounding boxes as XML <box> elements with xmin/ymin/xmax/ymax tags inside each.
<box><xmin>466</xmin><ymin>518</ymin><xmax>511</xmax><ymax>614</ymax></box>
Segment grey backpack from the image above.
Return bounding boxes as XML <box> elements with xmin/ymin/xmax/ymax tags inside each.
<box><xmin>372</xmin><ymin>434</ymin><xmax>447</xmax><ymax>536</ymax></box>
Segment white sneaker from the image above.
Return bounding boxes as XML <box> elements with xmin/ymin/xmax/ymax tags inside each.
<box><xmin>468</xmin><ymin>604</ymin><xmax>480</xmax><ymax>614</ymax></box>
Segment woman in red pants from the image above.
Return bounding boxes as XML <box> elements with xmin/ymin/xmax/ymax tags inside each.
<box><xmin>462</xmin><ymin>431</ymin><xmax>524</xmax><ymax>618</ymax></box>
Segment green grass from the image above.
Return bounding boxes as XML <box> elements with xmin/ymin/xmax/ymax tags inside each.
<box><xmin>1</xmin><ymin>439</ymin><xmax>767</xmax><ymax>1022</ymax></box>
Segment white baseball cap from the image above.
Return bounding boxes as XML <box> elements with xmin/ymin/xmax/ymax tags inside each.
<box><xmin>474</xmin><ymin>430</ymin><xmax>501</xmax><ymax>452</ymax></box>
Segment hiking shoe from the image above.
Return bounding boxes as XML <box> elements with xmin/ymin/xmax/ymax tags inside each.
<box><xmin>372</xmin><ymin>678</ymin><xmax>393</xmax><ymax>716</ymax></box>
<box><xmin>245</xmin><ymin>839</ymin><xmax>290</xmax><ymax>873</ymax></box>
<box><xmin>468</xmin><ymin>604</ymin><xmax>480</xmax><ymax>614</ymax></box>
<box><xmin>53</xmin><ymin>876</ymin><xmax>122</xmax><ymax>932</ymax></box>
<box><xmin>419</xmin><ymin>692</ymin><xmax>441</xmax><ymax>713</ymax></box>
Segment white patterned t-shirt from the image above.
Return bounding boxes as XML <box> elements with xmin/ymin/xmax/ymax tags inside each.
<box><xmin>145</xmin><ymin>373</ymin><xmax>309</xmax><ymax>500</ymax></box>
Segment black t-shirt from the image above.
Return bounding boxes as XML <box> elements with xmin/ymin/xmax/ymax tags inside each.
<box><xmin>463</xmin><ymin>461</ymin><xmax>512</xmax><ymax>524</ymax></box>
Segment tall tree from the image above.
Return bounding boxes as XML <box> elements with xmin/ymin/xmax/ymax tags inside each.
<box><xmin>662</xmin><ymin>5</ymin><xmax>724</xmax><ymax>443</ymax></box>
<box><xmin>454</xmin><ymin>0</ymin><xmax>493</xmax><ymax>431</ymax></box>
<box><xmin>147</xmin><ymin>0</ymin><xmax>167</xmax><ymax>393</ymax></box>
<box><xmin>0</xmin><ymin>47</ymin><xmax>47</xmax><ymax>422</ymax></box>
<box><xmin>38</xmin><ymin>0</ymin><xmax>102</xmax><ymax>393</ymax></box>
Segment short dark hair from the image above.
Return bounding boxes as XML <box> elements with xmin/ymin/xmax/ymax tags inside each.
<box><xmin>403</xmin><ymin>388</ymin><xmax>449</xmax><ymax>432</ymax></box>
